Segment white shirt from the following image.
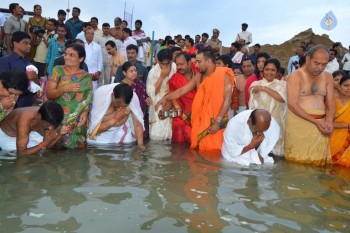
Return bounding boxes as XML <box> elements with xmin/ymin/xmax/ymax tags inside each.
<box><xmin>75</xmin><ymin>31</ymin><xmax>86</xmax><ymax>42</ymax></box>
<box><xmin>120</xmin><ymin>36</ymin><xmax>137</xmax><ymax>60</ymax></box>
<box><xmin>342</xmin><ymin>53</ymin><xmax>350</xmax><ymax>71</ymax></box>
<box><xmin>236</xmin><ymin>31</ymin><xmax>252</xmax><ymax>48</ymax></box>
<box><xmin>222</xmin><ymin>110</ymin><xmax>280</xmax><ymax>166</ymax></box>
<box><xmin>0</xmin><ymin>12</ymin><xmax>6</xmax><ymax>27</ymax></box>
<box><xmin>324</xmin><ymin>58</ymin><xmax>339</xmax><ymax>74</ymax></box>
<box><xmin>84</xmin><ymin>41</ymin><xmax>103</xmax><ymax>73</ymax></box>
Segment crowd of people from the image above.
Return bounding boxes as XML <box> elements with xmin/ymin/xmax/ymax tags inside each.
<box><xmin>0</xmin><ymin>3</ymin><xmax>350</xmax><ymax>167</ymax></box>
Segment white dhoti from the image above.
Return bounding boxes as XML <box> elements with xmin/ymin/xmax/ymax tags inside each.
<box><xmin>0</xmin><ymin>128</ymin><xmax>43</xmax><ymax>152</ymax></box>
<box><xmin>87</xmin><ymin>83</ymin><xmax>144</xmax><ymax>145</ymax></box>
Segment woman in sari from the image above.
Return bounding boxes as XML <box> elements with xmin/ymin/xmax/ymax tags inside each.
<box><xmin>46</xmin><ymin>43</ymin><xmax>93</xmax><ymax>149</ymax></box>
<box><xmin>121</xmin><ymin>61</ymin><xmax>151</xmax><ymax>138</ymax></box>
<box><xmin>248</xmin><ymin>58</ymin><xmax>286</xmax><ymax>156</ymax></box>
<box><xmin>332</xmin><ymin>70</ymin><xmax>344</xmax><ymax>98</ymax></box>
<box><xmin>330</xmin><ymin>75</ymin><xmax>350</xmax><ymax>166</ymax></box>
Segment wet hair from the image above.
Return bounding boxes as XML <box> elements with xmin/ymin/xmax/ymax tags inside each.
<box><xmin>9</xmin><ymin>3</ymin><xmax>19</xmax><ymax>13</ymax></box>
<box><xmin>105</xmin><ymin>40</ymin><xmax>116</xmax><ymax>48</ymax></box>
<box><xmin>102</xmin><ymin>23</ymin><xmax>110</xmax><ymax>28</ymax></box>
<box><xmin>38</xmin><ymin>101</ymin><xmax>64</xmax><ymax>127</ymax></box>
<box><xmin>157</xmin><ymin>49</ymin><xmax>172</xmax><ymax>62</ymax></box>
<box><xmin>57</xmin><ymin>9</ymin><xmax>66</xmax><ymax>16</ymax></box>
<box><xmin>72</xmin><ymin>7</ymin><xmax>81</xmax><ymax>13</ymax></box>
<box><xmin>307</xmin><ymin>44</ymin><xmax>329</xmax><ymax>59</ymax></box>
<box><xmin>122</xmin><ymin>28</ymin><xmax>132</xmax><ymax>36</ymax></box>
<box><xmin>202</xmin><ymin>33</ymin><xmax>209</xmax><ymax>38</ymax></box>
<box><xmin>135</xmin><ymin>19</ymin><xmax>142</xmax><ymax>26</ymax></box>
<box><xmin>126</xmin><ymin>44</ymin><xmax>138</xmax><ymax>53</ymax></box>
<box><xmin>121</xmin><ymin>61</ymin><xmax>136</xmax><ymax>73</ymax></box>
<box><xmin>0</xmin><ymin>70</ymin><xmax>29</xmax><ymax>92</ymax></box>
<box><xmin>11</xmin><ymin>31</ymin><xmax>31</xmax><ymax>45</ymax></box>
<box><xmin>197</xmin><ymin>48</ymin><xmax>216</xmax><ymax>64</ymax></box>
<box><xmin>175</xmin><ymin>52</ymin><xmax>191</xmax><ymax>62</ymax></box>
<box><xmin>278</xmin><ymin>67</ymin><xmax>286</xmax><ymax>75</ymax></box>
<box><xmin>264</xmin><ymin>58</ymin><xmax>281</xmax><ymax>71</ymax></box>
<box><xmin>217</xmin><ymin>55</ymin><xmax>233</xmax><ymax>68</ymax></box>
<box><xmin>249</xmin><ymin>109</ymin><xmax>258</xmax><ymax>125</ymax></box>
<box><xmin>339</xmin><ymin>75</ymin><xmax>350</xmax><ymax>86</ymax></box>
<box><xmin>329</xmin><ymin>48</ymin><xmax>338</xmax><ymax>56</ymax></box>
<box><xmin>90</xmin><ymin>17</ymin><xmax>98</xmax><ymax>23</ymax></box>
<box><xmin>113</xmin><ymin>83</ymin><xmax>133</xmax><ymax>105</ymax></box>
<box><xmin>332</xmin><ymin>70</ymin><xmax>344</xmax><ymax>79</ymax></box>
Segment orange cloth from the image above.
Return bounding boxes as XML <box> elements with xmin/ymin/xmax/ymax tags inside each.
<box><xmin>190</xmin><ymin>67</ymin><xmax>234</xmax><ymax>151</ymax></box>
<box><xmin>330</xmin><ymin>99</ymin><xmax>350</xmax><ymax>166</ymax></box>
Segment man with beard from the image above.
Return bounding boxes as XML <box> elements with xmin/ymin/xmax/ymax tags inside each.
<box><xmin>285</xmin><ymin>44</ymin><xmax>334</xmax><ymax>166</ymax></box>
<box><xmin>156</xmin><ymin>49</ymin><xmax>234</xmax><ymax>152</ymax></box>
<box><xmin>159</xmin><ymin>53</ymin><xmax>198</xmax><ymax>143</ymax></box>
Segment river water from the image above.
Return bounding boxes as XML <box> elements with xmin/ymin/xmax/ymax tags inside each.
<box><xmin>0</xmin><ymin>141</ymin><xmax>349</xmax><ymax>233</ymax></box>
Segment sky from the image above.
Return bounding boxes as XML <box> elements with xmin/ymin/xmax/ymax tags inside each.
<box><xmin>1</xmin><ymin>0</ymin><xmax>349</xmax><ymax>48</ymax></box>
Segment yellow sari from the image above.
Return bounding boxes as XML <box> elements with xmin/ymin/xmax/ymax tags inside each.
<box><xmin>329</xmin><ymin>99</ymin><xmax>350</xmax><ymax>166</ymax></box>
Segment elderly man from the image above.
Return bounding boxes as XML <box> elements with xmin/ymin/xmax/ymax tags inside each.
<box><xmin>0</xmin><ymin>102</ymin><xmax>64</xmax><ymax>156</ymax></box>
<box><xmin>87</xmin><ymin>83</ymin><xmax>145</xmax><ymax>151</ymax></box>
<box><xmin>285</xmin><ymin>44</ymin><xmax>334</xmax><ymax>166</ymax></box>
<box><xmin>222</xmin><ymin>109</ymin><xmax>279</xmax><ymax>166</ymax></box>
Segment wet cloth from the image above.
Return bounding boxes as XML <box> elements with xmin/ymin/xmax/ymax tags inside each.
<box><xmin>222</xmin><ymin>110</ymin><xmax>279</xmax><ymax>166</ymax></box>
<box><xmin>190</xmin><ymin>67</ymin><xmax>234</xmax><ymax>151</ymax></box>
<box><xmin>168</xmin><ymin>68</ymin><xmax>197</xmax><ymax>143</ymax></box>
<box><xmin>249</xmin><ymin>79</ymin><xmax>287</xmax><ymax>156</ymax></box>
<box><xmin>285</xmin><ymin>109</ymin><xmax>331</xmax><ymax>166</ymax></box>
<box><xmin>0</xmin><ymin>128</ymin><xmax>43</xmax><ymax>151</ymax></box>
<box><xmin>87</xmin><ymin>83</ymin><xmax>144</xmax><ymax>144</ymax></box>
<box><xmin>329</xmin><ymin>100</ymin><xmax>350</xmax><ymax>166</ymax></box>
<box><xmin>147</xmin><ymin>63</ymin><xmax>176</xmax><ymax>140</ymax></box>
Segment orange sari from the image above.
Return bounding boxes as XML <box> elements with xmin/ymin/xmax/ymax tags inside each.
<box><xmin>190</xmin><ymin>67</ymin><xmax>234</xmax><ymax>151</ymax></box>
<box><xmin>330</xmin><ymin>99</ymin><xmax>350</xmax><ymax>166</ymax></box>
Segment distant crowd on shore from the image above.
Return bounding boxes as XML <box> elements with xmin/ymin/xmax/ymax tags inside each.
<box><xmin>0</xmin><ymin>3</ymin><xmax>350</xmax><ymax>167</ymax></box>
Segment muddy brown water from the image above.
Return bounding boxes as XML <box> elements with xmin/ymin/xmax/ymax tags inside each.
<box><xmin>1</xmin><ymin>141</ymin><xmax>349</xmax><ymax>233</ymax></box>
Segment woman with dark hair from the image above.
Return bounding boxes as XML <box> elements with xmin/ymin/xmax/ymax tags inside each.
<box><xmin>329</xmin><ymin>75</ymin><xmax>350</xmax><ymax>166</ymax></box>
<box><xmin>46</xmin><ymin>43</ymin><xmax>93</xmax><ymax>148</ymax></box>
<box><xmin>248</xmin><ymin>58</ymin><xmax>286</xmax><ymax>156</ymax></box>
<box><xmin>27</xmin><ymin>4</ymin><xmax>47</xmax><ymax>60</ymax></box>
<box><xmin>122</xmin><ymin>61</ymin><xmax>151</xmax><ymax>138</ymax></box>
<box><xmin>244</xmin><ymin>52</ymin><xmax>271</xmax><ymax>105</ymax></box>
<box><xmin>332</xmin><ymin>70</ymin><xmax>344</xmax><ymax>98</ymax></box>
<box><xmin>0</xmin><ymin>70</ymin><xmax>29</xmax><ymax>121</ymax></box>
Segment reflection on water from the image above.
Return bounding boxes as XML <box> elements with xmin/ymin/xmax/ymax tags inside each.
<box><xmin>1</xmin><ymin>142</ymin><xmax>350</xmax><ymax>232</ymax></box>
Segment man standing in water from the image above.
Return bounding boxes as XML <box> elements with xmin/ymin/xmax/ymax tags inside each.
<box><xmin>285</xmin><ymin>44</ymin><xmax>334</xmax><ymax>166</ymax></box>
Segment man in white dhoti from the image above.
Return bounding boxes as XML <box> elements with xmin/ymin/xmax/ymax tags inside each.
<box><xmin>0</xmin><ymin>102</ymin><xmax>64</xmax><ymax>156</ymax></box>
<box><xmin>87</xmin><ymin>83</ymin><xmax>146</xmax><ymax>151</ymax></box>
<box><xmin>221</xmin><ymin>109</ymin><xmax>280</xmax><ymax>166</ymax></box>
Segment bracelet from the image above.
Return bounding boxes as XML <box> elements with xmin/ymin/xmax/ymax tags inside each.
<box><xmin>38</xmin><ymin>142</ymin><xmax>47</xmax><ymax>150</ymax></box>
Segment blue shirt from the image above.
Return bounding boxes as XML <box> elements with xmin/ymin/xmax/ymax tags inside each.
<box><xmin>65</xmin><ymin>18</ymin><xmax>83</xmax><ymax>39</ymax></box>
<box><xmin>0</xmin><ymin>52</ymin><xmax>34</xmax><ymax>108</ymax></box>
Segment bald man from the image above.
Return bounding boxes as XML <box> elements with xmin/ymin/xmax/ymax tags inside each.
<box><xmin>221</xmin><ymin>109</ymin><xmax>280</xmax><ymax>166</ymax></box>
